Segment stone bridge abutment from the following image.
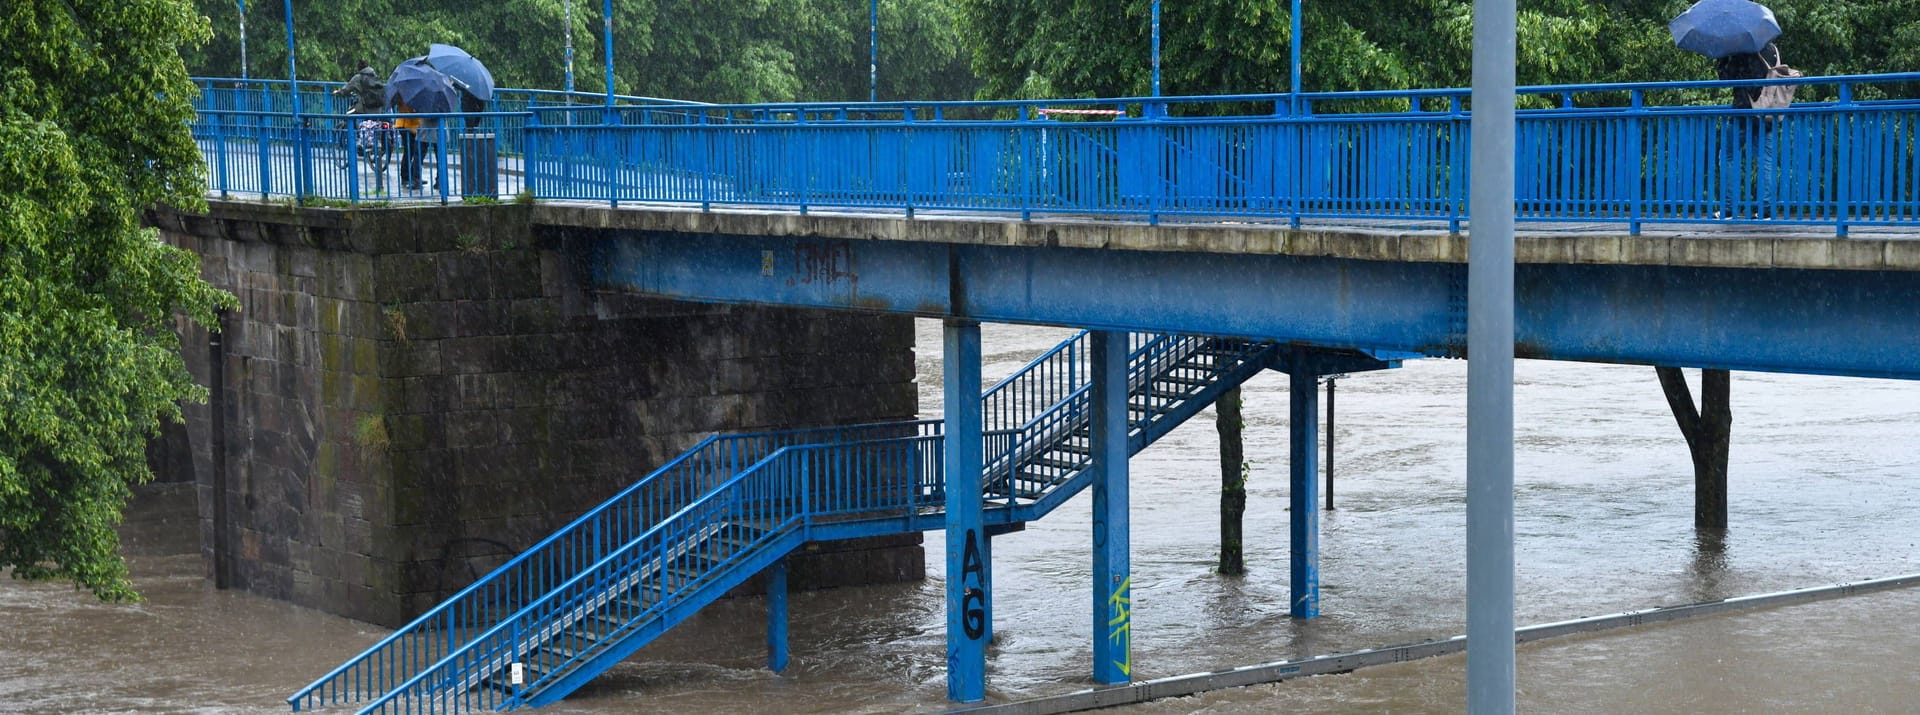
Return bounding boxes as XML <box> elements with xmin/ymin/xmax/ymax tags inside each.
<box><xmin>144</xmin><ymin>202</ymin><xmax>921</xmax><ymax>626</ymax></box>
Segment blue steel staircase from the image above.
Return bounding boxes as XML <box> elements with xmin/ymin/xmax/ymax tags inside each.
<box><xmin>289</xmin><ymin>332</ymin><xmax>1284</xmax><ymax>713</ymax></box>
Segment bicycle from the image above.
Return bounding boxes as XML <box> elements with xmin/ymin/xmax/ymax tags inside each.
<box><xmin>335</xmin><ymin>115</ymin><xmax>393</xmax><ymax>171</ymax></box>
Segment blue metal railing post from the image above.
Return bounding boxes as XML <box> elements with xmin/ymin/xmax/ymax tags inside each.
<box><xmin>1090</xmin><ymin>330</ymin><xmax>1132</xmax><ymax>684</ymax></box>
<box><xmin>797</xmin><ymin>112</ymin><xmax>810</xmax><ymax>215</ymax></box>
<box><xmin>1449</xmin><ymin>96</ymin><xmax>1466</xmax><ymax>233</ymax></box>
<box><xmin>698</xmin><ymin>111</ymin><xmax>713</xmax><ymax>211</ymax></box>
<box><xmin>903</xmin><ymin>106</ymin><xmax>916</xmax><ymax>218</ymax></box>
<box><xmin>1627</xmin><ymin>89</ymin><xmax>1644</xmax><ymax>236</ymax></box>
<box><xmin>346</xmin><ymin>123</ymin><xmax>360</xmax><ymax>203</ymax></box>
<box><xmin>1019</xmin><ymin>106</ymin><xmax>1033</xmax><ymax>220</ymax></box>
<box><xmin>257</xmin><ymin>108</ymin><xmax>273</xmax><ymax>197</ymax></box>
<box><xmin>1836</xmin><ymin>83</ymin><xmax>1854</xmax><ymax>236</ymax></box>
<box><xmin>1146</xmin><ymin>102</ymin><xmax>1164</xmax><ymax>226</ymax></box>
<box><xmin>436</xmin><ymin>122</ymin><xmax>451</xmax><ymax>204</ymax></box>
<box><xmin>943</xmin><ymin>319</ymin><xmax>987</xmax><ymax>703</ymax></box>
<box><xmin>213</xmin><ymin>110</ymin><xmax>231</xmax><ymax>198</ymax></box>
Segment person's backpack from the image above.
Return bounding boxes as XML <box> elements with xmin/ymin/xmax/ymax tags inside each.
<box><xmin>1753</xmin><ymin>48</ymin><xmax>1802</xmax><ymax>110</ymax></box>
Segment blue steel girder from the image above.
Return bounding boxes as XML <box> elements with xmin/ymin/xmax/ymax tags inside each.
<box><xmin>589</xmin><ymin>230</ymin><xmax>1920</xmax><ymax>381</ymax></box>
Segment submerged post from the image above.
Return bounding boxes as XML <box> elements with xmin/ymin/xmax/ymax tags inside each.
<box><xmin>767</xmin><ymin>559</ymin><xmax>789</xmax><ymax>672</ymax></box>
<box><xmin>1287</xmin><ymin>351</ymin><xmax>1319</xmax><ymax>619</ymax></box>
<box><xmin>1216</xmin><ymin>386</ymin><xmax>1246</xmax><ymax>576</ymax></box>
<box><xmin>1466</xmin><ymin>0</ymin><xmax>1518</xmax><ymax>710</ymax></box>
<box><xmin>1325</xmin><ymin>375</ymin><xmax>1337</xmax><ymax>511</ymax></box>
<box><xmin>1090</xmin><ymin>331</ymin><xmax>1133</xmax><ymax>684</ymax></box>
<box><xmin>944</xmin><ymin>319</ymin><xmax>988</xmax><ymax>702</ymax></box>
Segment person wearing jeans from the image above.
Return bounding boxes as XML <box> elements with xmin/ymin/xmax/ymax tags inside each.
<box><xmin>1717</xmin><ymin>42</ymin><xmax>1781</xmax><ymax>219</ymax></box>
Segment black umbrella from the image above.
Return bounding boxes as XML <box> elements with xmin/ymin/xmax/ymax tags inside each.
<box><xmin>425</xmin><ymin>43</ymin><xmax>495</xmax><ymax>102</ymax></box>
<box><xmin>385</xmin><ymin>59</ymin><xmax>459</xmax><ymax>114</ymax></box>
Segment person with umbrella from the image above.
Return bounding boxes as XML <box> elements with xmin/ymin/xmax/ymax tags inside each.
<box><xmin>1671</xmin><ymin>0</ymin><xmax>1791</xmax><ymax>218</ymax></box>
<box><xmin>386</xmin><ymin>60</ymin><xmax>459</xmax><ymax>192</ymax></box>
<box><xmin>423</xmin><ymin>44</ymin><xmax>495</xmax><ymax>130</ymax></box>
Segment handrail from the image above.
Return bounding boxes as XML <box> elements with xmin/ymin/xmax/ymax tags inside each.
<box><xmin>359</xmin><ymin>433</ymin><xmax>944</xmax><ymax>713</ymax></box>
<box><xmin>288</xmin><ymin>420</ymin><xmax>937</xmax><ymax>711</ymax></box>
<box><xmin>358</xmin><ymin>446</ymin><xmax>807</xmax><ymax>714</ymax></box>
<box><xmin>590</xmin><ymin>71</ymin><xmax>1920</xmax><ymax>115</ymax></box>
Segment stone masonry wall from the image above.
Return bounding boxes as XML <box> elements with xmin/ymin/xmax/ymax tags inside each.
<box><xmin>148</xmin><ymin>203</ymin><xmax>920</xmax><ymax>627</ymax></box>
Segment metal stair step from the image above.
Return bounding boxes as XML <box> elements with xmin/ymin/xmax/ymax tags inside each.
<box><xmin>1024</xmin><ymin>455</ymin><xmax>1082</xmax><ymax>470</ymax></box>
<box><xmin>708</xmin><ymin>522</ymin><xmax>769</xmax><ymax>550</ymax></box>
<box><xmin>1155</xmin><ymin>374</ymin><xmax>1213</xmax><ymax>388</ymax></box>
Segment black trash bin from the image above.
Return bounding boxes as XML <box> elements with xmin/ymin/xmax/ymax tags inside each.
<box><xmin>459</xmin><ymin>132</ymin><xmax>498</xmax><ymax>198</ymax></box>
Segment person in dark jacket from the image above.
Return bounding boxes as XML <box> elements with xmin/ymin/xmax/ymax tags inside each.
<box><xmin>1716</xmin><ymin>42</ymin><xmax>1781</xmax><ymax>218</ymax></box>
<box><xmin>332</xmin><ymin>60</ymin><xmax>387</xmax><ymax>114</ymax></box>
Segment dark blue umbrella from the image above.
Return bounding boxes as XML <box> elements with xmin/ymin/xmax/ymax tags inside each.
<box><xmin>385</xmin><ymin>59</ymin><xmax>459</xmax><ymax>114</ymax></box>
<box><xmin>1669</xmin><ymin>0</ymin><xmax>1781</xmax><ymax>58</ymax></box>
<box><xmin>426</xmin><ymin>43</ymin><xmax>495</xmax><ymax>102</ymax></box>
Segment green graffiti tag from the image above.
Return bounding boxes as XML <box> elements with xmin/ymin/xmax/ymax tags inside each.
<box><xmin>1106</xmin><ymin>575</ymin><xmax>1132</xmax><ymax>677</ymax></box>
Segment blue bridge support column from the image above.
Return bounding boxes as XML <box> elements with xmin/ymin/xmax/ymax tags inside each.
<box><xmin>944</xmin><ymin>319</ymin><xmax>989</xmax><ymax>703</ymax></box>
<box><xmin>766</xmin><ymin>559</ymin><xmax>789</xmax><ymax>672</ymax></box>
<box><xmin>1289</xmin><ymin>348</ymin><xmax>1321</xmax><ymax>619</ymax></box>
<box><xmin>1090</xmin><ymin>330</ymin><xmax>1133</xmax><ymax>683</ymax></box>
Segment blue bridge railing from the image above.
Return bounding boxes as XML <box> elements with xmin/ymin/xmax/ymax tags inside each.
<box><xmin>192</xmin><ymin>73</ymin><xmax>1920</xmax><ymax>233</ymax></box>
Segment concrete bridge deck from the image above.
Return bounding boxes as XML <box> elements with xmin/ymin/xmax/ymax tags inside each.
<box><xmin>529</xmin><ymin>202</ymin><xmax>1920</xmax><ymax>272</ymax></box>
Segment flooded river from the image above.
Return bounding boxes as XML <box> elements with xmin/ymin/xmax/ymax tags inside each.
<box><xmin>4</xmin><ymin>320</ymin><xmax>1917</xmax><ymax>713</ymax></box>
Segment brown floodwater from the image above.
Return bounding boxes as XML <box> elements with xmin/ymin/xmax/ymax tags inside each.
<box><xmin>4</xmin><ymin>320</ymin><xmax>1917</xmax><ymax>713</ymax></box>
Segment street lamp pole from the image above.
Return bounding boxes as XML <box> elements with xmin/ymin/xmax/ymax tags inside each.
<box><xmin>1151</xmin><ymin>0</ymin><xmax>1162</xmax><ymax>97</ymax></box>
<box><xmin>565</xmin><ymin>0</ymin><xmax>576</xmax><ymax>94</ymax></box>
<box><xmin>237</xmin><ymin>0</ymin><xmax>248</xmax><ymax>82</ymax></box>
<box><xmin>1465</xmin><ymin>0</ymin><xmax>1518</xmax><ymax>710</ymax></box>
<box><xmin>1290</xmin><ymin>0</ymin><xmax>1302</xmax><ymax>111</ymax></box>
<box><xmin>603</xmin><ymin>0</ymin><xmax>615</xmax><ymax>107</ymax></box>
<box><xmin>282</xmin><ymin>0</ymin><xmax>298</xmax><ymax>112</ymax></box>
<box><xmin>870</xmin><ymin>0</ymin><xmax>879</xmax><ymax>102</ymax></box>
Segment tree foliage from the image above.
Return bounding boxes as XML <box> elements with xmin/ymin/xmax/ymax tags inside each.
<box><xmin>0</xmin><ymin>0</ymin><xmax>235</xmax><ymax>600</ymax></box>
<box><xmin>182</xmin><ymin>0</ymin><xmax>977</xmax><ymax>103</ymax></box>
<box><xmin>957</xmin><ymin>0</ymin><xmax>1920</xmax><ymax>101</ymax></box>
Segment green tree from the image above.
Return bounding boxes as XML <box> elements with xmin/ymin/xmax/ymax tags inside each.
<box><xmin>956</xmin><ymin>0</ymin><xmax>1919</xmax><ymax>102</ymax></box>
<box><xmin>1</xmin><ymin>0</ymin><xmax>236</xmax><ymax>600</ymax></box>
<box><xmin>181</xmin><ymin>0</ymin><xmax>976</xmax><ymax>104</ymax></box>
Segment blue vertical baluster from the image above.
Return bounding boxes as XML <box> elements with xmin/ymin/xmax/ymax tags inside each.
<box><xmin>214</xmin><ymin>109</ymin><xmax>231</xmax><ymax>198</ymax></box>
<box><xmin>1837</xmin><ymin>83</ymin><xmax>1853</xmax><ymax>236</ymax></box>
<box><xmin>437</xmin><ymin>121</ymin><xmax>451</xmax><ymax>204</ymax></box>
<box><xmin>1628</xmin><ymin>90</ymin><xmax>1644</xmax><ymax>235</ymax></box>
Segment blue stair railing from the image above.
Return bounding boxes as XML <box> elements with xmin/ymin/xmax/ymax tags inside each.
<box><xmin>287</xmin><ymin>421</ymin><xmax>936</xmax><ymax>712</ymax></box>
<box><xmin>292</xmin><ymin>331</ymin><xmax>1285</xmax><ymax>712</ymax></box>
<box><xmin>357</xmin><ymin>435</ymin><xmax>946</xmax><ymax>713</ymax></box>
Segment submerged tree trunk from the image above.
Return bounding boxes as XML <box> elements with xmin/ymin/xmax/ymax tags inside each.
<box><xmin>1655</xmin><ymin>367</ymin><xmax>1732</xmax><ymax>529</ymax></box>
<box><xmin>1217</xmin><ymin>386</ymin><xmax>1246</xmax><ymax>575</ymax></box>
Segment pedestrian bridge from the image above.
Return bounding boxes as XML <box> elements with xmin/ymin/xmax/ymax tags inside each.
<box><xmin>182</xmin><ymin>75</ymin><xmax>1920</xmax><ymax>712</ymax></box>
<box><xmin>194</xmin><ymin>72</ymin><xmax>1920</xmax><ymax>234</ymax></box>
